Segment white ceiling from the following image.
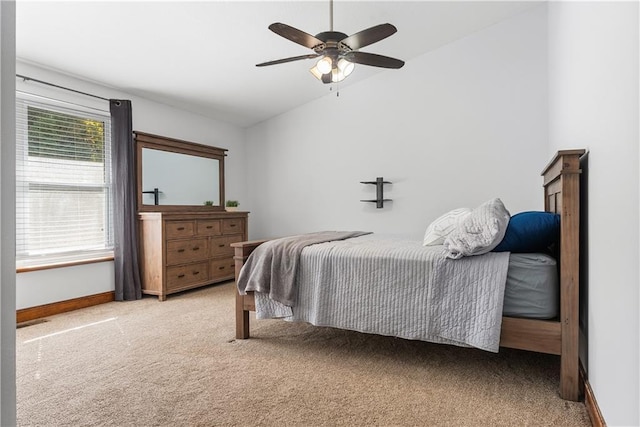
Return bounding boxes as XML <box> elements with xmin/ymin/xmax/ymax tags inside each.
<box><xmin>16</xmin><ymin>1</ymin><xmax>540</xmax><ymax>128</ymax></box>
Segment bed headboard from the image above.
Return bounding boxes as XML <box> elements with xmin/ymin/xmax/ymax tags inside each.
<box><xmin>540</xmin><ymin>149</ymin><xmax>585</xmax><ymax>400</ymax></box>
<box><xmin>541</xmin><ymin>149</ymin><xmax>585</xmax><ymax>215</ymax></box>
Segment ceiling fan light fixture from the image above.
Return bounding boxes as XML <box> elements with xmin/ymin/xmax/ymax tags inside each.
<box><xmin>337</xmin><ymin>58</ymin><xmax>354</xmax><ymax>77</ymax></box>
<box><xmin>316</xmin><ymin>56</ymin><xmax>333</xmax><ymax>74</ymax></box>
<box><xmin>331</xmin><ymin>68</ymin><xmax>348</xmax><ymax>83</ymax></box>
<box><xmin>309</xmin><ymin>65</ymin><xmax>323</xmax><ymax>80</ymax></box>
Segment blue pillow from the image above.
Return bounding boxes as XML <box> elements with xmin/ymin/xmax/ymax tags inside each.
<box><xmin>493</xmin><ymin>211</ymin><xmax>560</xmax><ymax>253</ymax></box>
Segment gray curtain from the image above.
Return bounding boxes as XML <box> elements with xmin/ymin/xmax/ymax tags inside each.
<box><xmin>110</xmin><ymin>100</ymin><xmax>142</xmax><ymax>300</ymax></box>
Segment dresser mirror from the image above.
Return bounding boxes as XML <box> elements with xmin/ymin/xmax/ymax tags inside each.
<box><xmin>135</xmin><ymin>131</ymin><xmax>226</xmax><ymax>212</ymax></box>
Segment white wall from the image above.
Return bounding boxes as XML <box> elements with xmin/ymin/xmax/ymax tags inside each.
<box><xmin>547</xmin><ymin>1</ymin><xmax>639</xmax><ymax>426</ymax></box>
<box><xmin>15</xmin><ymin>61</ymin><xmax>248</xmax><ymax>309</ymax></box>
<box><xmin>245</xmin><ymin>6</ymin><xmax>548</xmax><ymax>240</ymax></box>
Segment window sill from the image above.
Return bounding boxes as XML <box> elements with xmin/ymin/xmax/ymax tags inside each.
<box><xmin>16</xmin><ymin>255</ymin><xmax>115</xmax><ymax>274</ymax></box>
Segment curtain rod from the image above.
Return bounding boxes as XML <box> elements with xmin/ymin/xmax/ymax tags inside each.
<box><xmin>16</xmin><ymin>73</ymin><xmax>110</xmax><ymax>102</ymax></box>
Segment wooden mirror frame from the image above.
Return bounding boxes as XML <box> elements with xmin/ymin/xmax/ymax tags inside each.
<box><xmin>135</xmin><ymin>131</ymin><xmax>227</xmax><ymax>212</ymax></box>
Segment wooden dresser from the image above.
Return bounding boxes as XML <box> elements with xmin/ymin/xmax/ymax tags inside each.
<box><xmin>138</xmin><ymin>211</ymin><xmax>248</xmax><ymax>300</ymax></box>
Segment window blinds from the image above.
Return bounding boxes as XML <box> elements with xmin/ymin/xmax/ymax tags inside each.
<box><xmin>15</xmin><ymin>94</ymin><xmax>113</xmax><ymax>267</ymax></box>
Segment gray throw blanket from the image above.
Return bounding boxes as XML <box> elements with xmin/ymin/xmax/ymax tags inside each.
<box><xmin>237</xmin><ymin>231</ymin><xmax>372</xmax><ymax>306</ymax></box>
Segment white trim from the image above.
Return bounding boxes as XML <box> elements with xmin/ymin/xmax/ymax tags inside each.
<box><xmin>16</xmin><ymin>249</ymin><xmax>114</xmax><ymax>270</ymax></box>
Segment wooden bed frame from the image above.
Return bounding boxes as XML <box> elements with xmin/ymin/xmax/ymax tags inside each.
<box><xmin>232</xmin><ymin>149</ymin><xmax>586</xmax><ymax>401</ymax></box>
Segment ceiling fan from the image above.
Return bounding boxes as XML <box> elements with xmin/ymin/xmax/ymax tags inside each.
<box><xmin>256</xmin><ymin>0</ymin><xmax>405</xmax><ymax>84</ymax></box>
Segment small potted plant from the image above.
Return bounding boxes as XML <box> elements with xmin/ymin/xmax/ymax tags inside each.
<box><xmin>203</xmin><ymin>201</ymin><xmax>214</xmax><ymax>206</ymax></box>
<box><xmin>225</xmin><ymin>200</ymin><xmax>239</xmax><ymax>212</ymax></box>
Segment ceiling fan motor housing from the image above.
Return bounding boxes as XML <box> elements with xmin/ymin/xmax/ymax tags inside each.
<box><xmin>314</xmin><ymin>31</ymin><xmax>352</xmax><ymax>54</ymax></box>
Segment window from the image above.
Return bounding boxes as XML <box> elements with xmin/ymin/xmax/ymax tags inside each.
<box><xmin>16</xmin><ymin>94</ymin><xmax>113</xmax><ymax>267</ymax></box>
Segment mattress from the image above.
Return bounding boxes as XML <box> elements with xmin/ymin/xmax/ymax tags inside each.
<box><xmin>503</xmin><ymin>253</ymin><xmax>558</xmax><ymax>319</ymax></box>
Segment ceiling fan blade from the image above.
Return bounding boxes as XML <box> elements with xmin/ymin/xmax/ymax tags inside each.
<box><xmin>256</xmin><ymin>54</ymin><xmax>321</xmax><ymax>67</ymax></box>
<box><xmin>344</xmin><ymin>51</ymin><xmax>405</xmax><ymax>69</ymax></box>
<box><xmin>268</xmin><ymin>23</ymin><xmax>324</xmax><ymax>49</ymax></box>
<box><xmin>340</xmin><ymin>24</ymin><xmax>397</xmax><ymax>50</ymax></box>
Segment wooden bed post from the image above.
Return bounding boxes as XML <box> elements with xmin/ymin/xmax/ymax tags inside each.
<box><xmin>541</xmin><ymin>149</ymin><xmax>585</xmax><ymax>401</ymax></box>
<box><xmin>234</xmin><ymin>286</ymin><xmax>250</xmax><ymax>339</ymax></box>
<box><xmin>232</xmin><ymin>240</ymin><xmax>267</xmax><ymax>339</ymax></box>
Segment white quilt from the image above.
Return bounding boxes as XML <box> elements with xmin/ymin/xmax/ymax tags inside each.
<box><xmin>254</xmin><ymin>234</ymin><xmax>510</xmax><ymax>352</ymax></box>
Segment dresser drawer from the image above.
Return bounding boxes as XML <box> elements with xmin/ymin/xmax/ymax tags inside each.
<box><xmin>222</xmin><ymin>218</ymin><xmax>244</xmax><ymax>235</ymax></box>
<box><xmin>165</xmin><ymin>221</ymin><xmax>195</xmax><ymax>239</ymax></box>
<box><xmin>166</xmin><ymin>262</ymin><xmax>208</xmax><ymax>291</ymax></box>
<box><xmin>197</xmin><ymin>220</ymin><xmax>221</xmax><ymax>236</ymax></box>
<box><xmin>209</xmin><ymin>258</ymin><xmax>235</xmax><ymax>280</ymax></box>
<box><xmin>166</xmin><ymin>238</ymin><xmax>208</xmax><ymax>265</ymax></box>
<box><xmin>210</xmin><ymin>235</ymin><xmax>244</xmax><ymax>258</ymax></box>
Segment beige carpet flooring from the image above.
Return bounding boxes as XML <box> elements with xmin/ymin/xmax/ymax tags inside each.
<box><xmin>16</xmin><ymin>282</ymin><xmax>590</xmax><ymax>426</ymax></box>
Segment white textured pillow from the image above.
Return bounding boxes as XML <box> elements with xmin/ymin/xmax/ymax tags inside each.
<box><xmin>423</xmin><ymin>208</ymin><xmax>472</xmax><ymax>246</ymax></box>
<box><xmin>443</xmin><ymin>198</ymin><xmax>511</xmax><ymax>259</ymax></box>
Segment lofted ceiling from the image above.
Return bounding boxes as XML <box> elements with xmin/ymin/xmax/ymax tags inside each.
<box><xmin>16</xmin><ymin>1</ymin><xmax>540</xmax><ymax>128</ymax></box>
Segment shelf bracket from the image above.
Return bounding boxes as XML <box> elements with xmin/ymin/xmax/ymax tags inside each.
<box><xmin>360</xmin><ymin>177</ymin><xmax>392</xmax><ymax>208</ymax></box>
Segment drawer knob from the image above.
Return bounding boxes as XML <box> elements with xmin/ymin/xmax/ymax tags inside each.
<box><xmin>192</xmin><ymin>247</ymin><xmax>200</xmax><ymax>251</ymax></box>
<box><xmin>206</xmin><ymin>225</ymin><xmax>213</xmax><ymax>229</ymax></box>
<box><xmin>177</xmin><ymin>249</ymin><xmax>185</xmax><ymax>253</ymax></box>
<box><xmin>193</xmin><ymin>271</ymin><xmax>200</xmax><ymax>275</ymax></box>
<box><xmin>177</xmin><ymin>227</ymin><xmax>185</xmax><ymax>231</ymax></box>
<box><xmin>218</xmin><ymin>244</ymin><xmax>225</xmax><ymax>248</ymax></box>
<box><xmin>178</xmin><ymin>274</ymin><xmax>185</xmax><ymax>278</ymax></box>
<box><xmin>218</xmin><ymin>266</ymin><xmax>225</xmax><ymax>270</ymax></box>
<box><xmin>229</xmin><ymin>224</ymin><xmax>237</xmax><ymax>227</ymax></box>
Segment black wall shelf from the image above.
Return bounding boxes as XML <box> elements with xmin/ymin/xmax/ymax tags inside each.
<box><xmin>360</xmin><ymin>177</ymin><xmax>391</xmax><ymax>208</ymax></box>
